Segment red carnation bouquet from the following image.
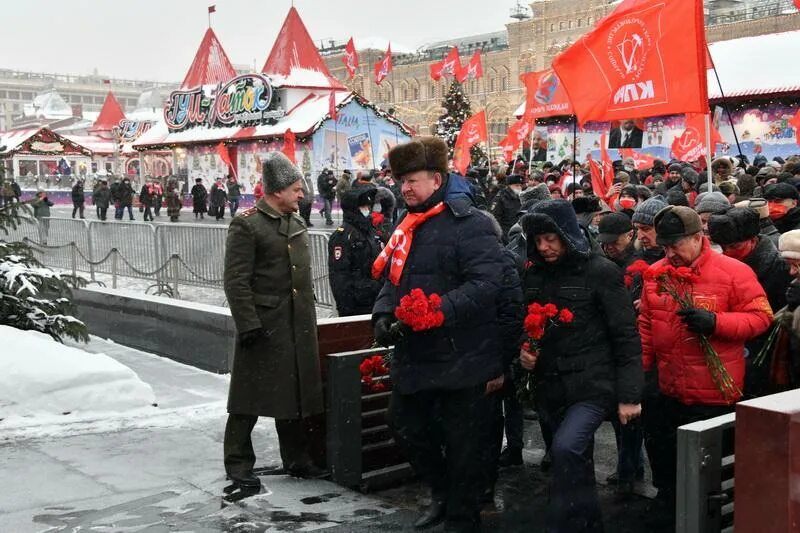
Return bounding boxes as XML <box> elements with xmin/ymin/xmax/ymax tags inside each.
<box><xmin>360</xmin><ymin>354</ymin><xmax>389</xmax><ymax>393</ymax></box>
<box><xmin>395</xmin><ymin>288</ymin><xmax>445</xmax><ymax>332</ymax></box>
<box><xmin>371</xmin><ymin>212</ymin><xmax>385</xmax><ymax>228</ymax></box>
<box><xmin>516</xmin><ymin>302</ymin><xmax>574</xmax><ymax>406</ymax></box>
<box><xmin>644</xmin><ymin>264</ymin><xmax>740</xmax><ymax>400</ymax></box>
<box><xmin>624</xmin><ymin>259</ymin><xmax>650</xmax><ymax>289</ymax></box>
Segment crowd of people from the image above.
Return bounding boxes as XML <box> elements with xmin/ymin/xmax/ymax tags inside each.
<box><xmin>315</xmin><ymin>137</ymin><xmax>800</xmax><ymax>532</ymax></box>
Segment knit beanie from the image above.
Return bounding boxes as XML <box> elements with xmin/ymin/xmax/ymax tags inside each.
<box><xmin>631</xmin><ymin>195</ymin><xmax>668</xmax><ymax>226</ymax></box>
<box><xmin>694</xmin><ymin>191</ymin><xmax>731</xmax><ymax>215</ymax></box>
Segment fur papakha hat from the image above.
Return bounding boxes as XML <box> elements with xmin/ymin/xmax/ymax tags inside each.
<box><xmin>262</xmin><ymin>151</ymin><xmax>302</xmax><ymax>193</ymax></box>
<box><xmin>388</xmin><ymin>136</ymin><xmax>449</xmax><ymax>179</ymax></box>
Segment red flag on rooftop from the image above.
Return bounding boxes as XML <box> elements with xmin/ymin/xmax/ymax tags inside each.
<box><xmin>342</xmin><ymin>37</ymin><xmax>359</xmax><ymax>79</ymax></box>
<box><xmin>208</xmin><ymin>5</ymin><xmax>216</xmax><ymax>13</ymax></box>
<box><xmin>430</xmin><ymin>47</ymin><xmax>461</xmax><ymax>81</ymax></box>
<box><xmin>374</xmin><ymin>45</ymin><xmax>392</xmax><ymax>85</ymax></box>
<box><xmin>102</xmin><ymin>79</ymin><xmax>111</xmax><ymax>85</ymax></box>
<box><xmin>456</xmin><ymin>50</ymin><xmax>483</xmax><ymax>83</ymax></box>
<box><xmin>452</xmin><ymin>111</ymin><xmax>488</xmax><ymax>175</ymax></box>
<box><xmin>329</xmin><ymin>91</ymin><xmax>338</xmax><ymax>120</ymax></box>
<box><xmin>671</xmin><ymin>113</ymin><xmax>723</xmax><ymax>162</ymax></box>
<box><xmin>520</xmin><ymin>69</ymin><xmax>573</xmax><ymax>119</ymax></box>
<box><xmin>552</xmin><ymin>0</ymin><xmax>708</xmax><ymax>124</ymax></box>
<box><xmin>282</xmin><ymin>130</ymin><xmax>297</xmax><ymax>164</ymax></box>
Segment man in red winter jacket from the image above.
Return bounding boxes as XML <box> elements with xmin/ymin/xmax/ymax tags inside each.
<box><xmin>638</xmin><ymin>205</ymin><xmax>772</xmax><ymax>529</ymax></box>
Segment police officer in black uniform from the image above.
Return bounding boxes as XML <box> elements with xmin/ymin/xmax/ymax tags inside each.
<box><xmin>328</xmin><ymin>185</ymin><xmax>382</xmax><ymax>317</ymax></box>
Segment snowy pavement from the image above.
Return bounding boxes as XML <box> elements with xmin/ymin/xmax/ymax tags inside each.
<box><xmin>0</xmin><ymin>336</ymin><xmax>394</xmax><ymax>532</ymax></box>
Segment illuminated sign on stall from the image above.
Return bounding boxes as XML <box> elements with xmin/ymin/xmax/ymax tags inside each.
<box><xmin>164</xmin><ymin>74</ymin><xmax>285</xmax><ymax>132</ymax></box>
<box><xmin>116</xmin><ymin>120</ymin><xmax>154</xmax><ymax>142</ymax></box>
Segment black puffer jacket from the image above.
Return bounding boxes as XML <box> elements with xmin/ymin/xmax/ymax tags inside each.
<box><xmin>491</xmin><ymin>187</ymin><xmax>521</xmax><ymax>243</ymax></box>
<box><xmin>372</xmin><ymin>175</ymin><xmax>504</xmax><ymax>393</ymax></box>
<box><xmin>743</xmin><ymin>236</ymin><xmax>792</xmax><ymax>312</ymax></box>
<box><xmin>774</xmin><ymin>207</ymin><xmax>800</xmax><ymax>234</ymax></box>
<box><xmin>520</xmin><ymin>200</ymin><xmax>643</xmax><ymax>412</ymax></box>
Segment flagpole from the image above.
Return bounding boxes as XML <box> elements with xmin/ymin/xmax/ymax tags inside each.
<box><xmin>390</xmin><ymin>58</ymin><xmax>399</xmax><ymax>145</ymax></box>
<box><xmin>704</xmin><ymin>113</ymin><xmax>713</xmax><ymax>190</ymax></box>
<box><xmin>572</xmin><ymin>117</ymin><xmax>578</xmax><ymax>193</ymax></box>
<box><xmin>481</xmin><ymin>65</ymin><xmax>493</xmax><ymax>178</ymax></box>
<box><xmin>707</xmin><ymin>44</ymin><xmax>743</xmax><ymax>161</ymax></box>
<box><xmin>528</xmin><ymin>124</ymin><xmax>535</xmax><ymax>177</ymax></box>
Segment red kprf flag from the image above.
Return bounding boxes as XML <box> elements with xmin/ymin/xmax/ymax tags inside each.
<box><xmin>208</xmin><ymin>5</ymin><xmax>216</xmax><ymax>13</ymax></box>
<box><xmin>789</xmin><ymin>108</ymin><xmax>800</xmax><ymax>146</ymax></box>
<box><xmin>671</xmin><ymin>113</ymin><xmax>723</xmax><ymax>162</ymax></box>
<box><xmin>498</xmin><ymin>135</ymin><xmax>517</xmax><ymax>163</ymax></box>
<box><xmin>329</xmin><ymin>91</ymin><xmax>338</xmax><ymax>120</ymax></box>
<box><xmin>374</xmin><ymin>45</ymin><xmax>392</xmax><ymax>85</ymax></box>
<box><xmin>520</xmin><ymin>69</ymin><xmax>573</xmax><ymax>118</ymax></box>
<box><xmin>452</xmin><ymin>111</ymin><xmax>488</xmax><ymax>175</ymax></box>
<box><xmin>282</xmin><ymin>129</ymin><xmax>297</xmax><ymax>164</ymax></box>
<box><xmin>552</xmin><ymin>0</ymin><xmax>708</xmax><ymax>124</ymax></box>
<box><xmin>430</xmin><ymin>47</ymin><xmax>462</xmax><ymax>81</ymax></box>
<box><xmin>343</xmin><ymin>37</ymin><xmax>359</xmax><ymax>79</ymax></box>
<box><xmin>216</xmin><ymin>142</ymin><xmax>232</xmax><ymax>169</ymax></box>
<box><xmin>456</xmin><ymin>51</ymin><xmax>483</xmax><ymax>83</ymax></box>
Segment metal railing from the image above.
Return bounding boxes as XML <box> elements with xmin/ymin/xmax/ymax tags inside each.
<box><xmin>2</xmin><ymin>216</ymin><xmax>334</xmax><ymax>308</ymax></box>
<box><xmin>677</xmin><ymin>412</ymin><xmax>736</xmax><ymax>533</ymax></box>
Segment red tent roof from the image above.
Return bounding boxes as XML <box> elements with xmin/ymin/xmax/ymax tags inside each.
<box><xmin>261</xmin><ymin>7</ymin><xmax>346</xmax><ymax>90</ymax></box>
<box><xmin>181</xmin><ymin>28</ymin><xmax>237</xmax><ymax>89</ymax></box>
<box><xmin>88</xmin><ymin>92</ymin><xmax>126</xmax><ymax>134</ymax></box>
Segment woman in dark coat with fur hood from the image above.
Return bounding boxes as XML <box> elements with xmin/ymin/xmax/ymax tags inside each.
<box><xmin>518</xmin><ymin>199</ymin><xmax>643</xmax><ymax>532</ymax></box>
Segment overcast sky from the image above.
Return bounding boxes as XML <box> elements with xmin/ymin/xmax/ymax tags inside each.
<box><xmin>1</xmin><ymin>0</ymin><xmax>516</xmax><ymax>83</ymax></box>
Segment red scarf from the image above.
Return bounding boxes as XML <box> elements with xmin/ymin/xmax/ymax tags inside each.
<box><xmin>371</xmin><ymin>202</ymin><xmax>447</xmax><ymax>285</ymax></box>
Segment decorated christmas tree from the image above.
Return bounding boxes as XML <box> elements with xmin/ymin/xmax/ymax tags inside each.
<box><xmin>0</xmin><ymin>203</ymin><xmax>88</xmax><ymax>343</ymax></box>
<box><xmin>435</xmin><ymin>80</ymin><xmax>487</xmax><ymax>166</ymax></box>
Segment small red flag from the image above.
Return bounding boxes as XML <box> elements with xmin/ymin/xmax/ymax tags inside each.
<box><xmin>374</xmin><ymin>45</ymin><xmax>392</xmax><ymax>85</ymax></box>
<box><xmin>208</xmin><ymin>5</ymin><xmax>216</xmax><ymax>13</ymax></box>
<box><xmin>520</xmin><ymin>69</ymin><xmax>574</xmax><ymax>119</ymax></box>
<box><xmin>342</xmin><ymin>37</ymin><xmax>359</xmax><ymax>80</ymax></box>
<box><xmin>452</xmin><ymin>111</ymin><xmax>488</xmax><ymax>175</ymax></box>
<box><xmin>328</xmin><ymin>91</ymin><xmax>338</xmax><ymax>120</ymax></box>
<box><xmin>671</xmin><ymin>113</ymin><xmax>723</xmax><ymax>162</ymax></box>
<box><xmin>789</xmin><ymin>109</ymin><xmax>800</xmax><ymax>146</ymax></box>
<box><xmin>456</xmin><ymin>51</ymin><xmax>483</xmax><ymax>83</ymax></box>
<box><xmin>282</xmin><ymin>129</ymin><xmax>297</xmax><ymax>164</ymax></box>
<box><xmin>430</xmin><ymin>47</ymin><xmax>461</xmax><ymax>81</ymax></box>
<box><xmin>216</xmin><ymin>142</ymin><xmax>232</xmax><ymax>169</ymax></box>
<box><xmin>498</xmin><ymin>135</ymin><xmax>518</xmax><ymax>163</ymax></box>
<box><xmin>552</xmin><ymin>0</ymin><xmax>708</xmax><ymax>124</ymax></box>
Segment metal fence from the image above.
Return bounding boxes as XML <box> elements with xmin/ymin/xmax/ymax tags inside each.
<box><xmin>677</xmin><ymin>412</ymin><xmax>736</xmax><ymax>533</ymax></box>
<box><xmin>2</xmin><ymin>216</ymin><xmax>334</xmax><ymax>308</ymax></box>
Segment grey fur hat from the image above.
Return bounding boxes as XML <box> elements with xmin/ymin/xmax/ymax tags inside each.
<box><xmin>262</xmin><ymin>151</ymin><xmax>302</xmax><ymax>193</ymax></box>
<box><xmin>631</xmin><ymin>195</ymin><xmax>668</xmax><ymax>226</ymax></box>
<box><xmin>520</xmin><ymin>182</ymin><xmax>551</xmax><ymax>211</ymax></box>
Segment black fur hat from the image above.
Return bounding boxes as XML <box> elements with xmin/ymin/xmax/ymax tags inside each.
<box><xmin>388</xmin><ymin>136</ymin><xmax>449</xmax><ymax>179</ymax></box>
<box><xmin>708</xmin><ymin>207</ymin><xmax>760</xmax><ymax>245</ymax></box>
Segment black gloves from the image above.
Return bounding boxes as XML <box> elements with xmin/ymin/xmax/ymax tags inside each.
<box><xmin>786</xmin><ymin>281</ymin><xmax>800</xmax><ymax>312</ymax></box>
<box><xmin>239</xmin><ymin>328</ymin><xmax>266</xmax><ymax>347</ymax></box>
<box><xmin>677</xmin><ymin>308</ymin><xmax>716</xmax><ymax>336</ymax></box>
<box><xmin>374</xmin><ymin>315</ymin><xmax>408</xmax><ymax>347</ymax></box>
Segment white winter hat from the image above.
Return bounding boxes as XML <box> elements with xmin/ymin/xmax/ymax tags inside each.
<box><xmin>779</xmin><ymin>229</ymin><xmax>800</xmax><ymax>260</ymax></box>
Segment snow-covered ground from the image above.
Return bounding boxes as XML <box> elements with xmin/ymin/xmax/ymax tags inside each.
<box><xmin>0</xmin><ymin>326</ymin><xmax>156</xmax><ymax>428</ymax></box>
<box><xmin>0</xmin><ymin>335</ymin><xmax>396</xmax><ymax>532</ymax></box>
